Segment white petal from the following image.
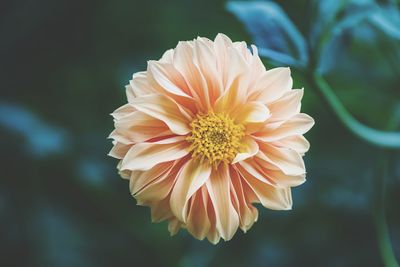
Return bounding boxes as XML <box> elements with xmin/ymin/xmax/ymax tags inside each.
<box><xmin>273</xmin><ymin>135</ymin><xmax>310</xmax><ymax>154</ymax></box>
<box><xmin>206</xmin><ymin>165</ymin><xmax>239</xmax><ymax>241</ymax></box>
<box><xmin>131</xmin><ymin>94</ymin><xmax>191</xmax><ymax>135</ymax></box>
<box><xmin>170</xmin><ymin>159</ymin><xmax>211</xmax><ymax>222</ymax></box>
<box><xmin>237</xmin><ymin>166</ymin><xmax>292</xmax><ymax>210</ymax></box>
<box><xmin>268</xmin><ymin>89</ymin><xmax>304</xmax><ymax>121</ymax></box>
<box><xmin>232</xmin><ymin>136</ymin><xmax>259</xmax><ymax>163</ymax></box>
<box><xmin>120</xmin><ymin>136</ymin><xmax>190</xmax><ymax>171</ymax></box>
<box><xmin>251</xmin><ymin>67</ymin><xmax>293</xmax><ymax>103</ymax></box>
<box><xmin>147</xmin><ymin>60</ymin><xmax>192</xmax><ymax>98</ymax></box>
<box><xmin>255</xmin><ymin>113</ymin><xmax>314</xmax><ymax>142</ymax></box>
<box><xmin>258</xmin><ymin>142</ymin><xmax>305</xmax><ymax>176</ymax></box>
<box><xmin>128</xmin><ymin>72</ymin><xmax>154</xmax><ymax>99</ymax></box>
<box><xmin>234</xmin><ymin>101</ymin><xmax>270</xmax><ymax>124</ymax></box>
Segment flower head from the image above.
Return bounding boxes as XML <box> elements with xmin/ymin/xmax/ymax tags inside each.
<box><xmin>109</xmin><ymin>33</ymin><xmax>314</xmax><ymax>243</ymax></box>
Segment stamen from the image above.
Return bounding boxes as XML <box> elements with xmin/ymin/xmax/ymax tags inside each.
<box><xmin>186</xmin><ymin>112</ymin><xmax>245</xmax><ymax>167</ymax></box>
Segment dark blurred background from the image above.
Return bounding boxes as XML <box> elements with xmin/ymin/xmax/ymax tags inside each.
<box><xmin>1</xmin><ymin>0</ymin><xmax>399</xmax><ymax>266</ymax></box>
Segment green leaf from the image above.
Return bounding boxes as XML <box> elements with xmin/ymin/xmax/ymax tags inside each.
<box><xmin>313</xmin><ymin>73</ymin><xmax>400</xmax><ymax>149</ymax></box>
<box><xmin>226</xmin><ymin>1</ymin><xmax>308</xmax><ymax>67</ymax></box>
<box><xmin>369</xmin><ymin>6</ymin><xmax>400</xmax><ymax>40</ymax></box>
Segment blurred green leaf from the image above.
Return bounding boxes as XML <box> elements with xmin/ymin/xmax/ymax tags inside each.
<box><xmin>313</xmin><ymin>73</ymin><xmax>400</xmax><ymax>149</ymax></box>
<box><xmin>257</xmin><ymin>47</ymin><xmax>302</xmax><ymax>67</ymax></box>
<box><xmin>373</xmin><ymin>154</ymin><xmax>399</xmax><ymax>267</ymax></box>
<box><xmin>226</xmin><ymin>1</ymin><xmax>308</xmax><ymax>67</ymax></box>
<box><xmin>369</xmin><ymin>5</ymin><xmax>400</xmax><ymax>40</ymax></box>
<box><xmin>310</xmin><ymin>0</ymin><xmax>347</xmax><ymax>47</ymax></box>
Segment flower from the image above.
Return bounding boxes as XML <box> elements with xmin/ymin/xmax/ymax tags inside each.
<box><xmin>109</xmin><ymin>33</ymin><xmax>314</xmax><ymax>244</ymax></box>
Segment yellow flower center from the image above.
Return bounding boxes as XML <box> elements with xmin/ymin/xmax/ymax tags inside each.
<box><xmin>187</xmin><ymin>113</ymin><xmax>245</xmax><ymax>167</ymax></box>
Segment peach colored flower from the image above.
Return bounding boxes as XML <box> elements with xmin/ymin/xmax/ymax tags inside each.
<box><xmin>109</xmin><ymin>33</ymin><xmax>314</xmax><ymax>244</ymax></box>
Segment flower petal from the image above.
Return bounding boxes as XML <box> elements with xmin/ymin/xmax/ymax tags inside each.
<box><xmin>273</xmin><ymin>135</ymin><xmax>310</xmax><ymax>154</ymax></box>
<box><xmin>111</xmin><ymin>103</ymin><xmax>135</xmax><ymax>120</ymax></box>
<box><xmin>204</xmin><ymin>192</ymin><xmax>221</xmax><ymax>244</ymax></box>
<box><xmin>229</xmin><ymin>168</ymin><xmax>258</xmax><ymax>232</ymax></box>
<box><xmin>258</xmin><ymin>165</ymin><xmax>306</xmax><ymax>188</ymax></box>
<box><xmin>214</xmin><ymin>75</ymin><xmax>247</xmax><ymax>115</ymax></box>
<box><xmin>170</xmin><ymin>159</ymin><xmax>211</xmax><ymax>222</ymax></box>
<box><xmin>173</xmin><ymin>41</ymin><xmax>211</xmax><ymax>111</ymax></box>
<box><xmin>237</xmin><ymin>166</ymin><xmax>293</xmax><ymax>210</ymax></box>
<box><xmin>250</xmin><ymin>67</ymin><xmax>293</xmax><ymax>103</ymax></box>
<box><xmin>255</xmin><ymin>113</ymin><xmax>314</xmax><ymax>142</ymax></box>
<box><xmin>236</xmin><ymin>159</ymin><xmax>276</xmax><ymax>186</ymax></box>
<box><xmin>120</xmin><ymin>136</ymin><xmax>190</xmax><ymax>171</ymax></box>
<box><xmin>187</xmin><ymin>187</ymin><xmax>211</xmax><ymax>240</ymax></box>
<box><xmin>268</xmin><ymin>89</ymin><xmax>304</xmax><ymax>121</ymax></box>
<box><xmin>134</xmin><ymin>162</ymin><xmax>180</xmax><ymax>204</ymax></box>
<box><xmin>149</xmin><ymin>197</ymin><xmax>174</xmax><ymax>222</ymax></box>
<box><xmin>193</xmin><ymin>37</ymin><xmax>223</xmax><ymax>104</ymax></box>
<box><xmin>159</xmin><ymin>49</ymin><xmax>174</xmax><ymax>63</ymax></box>
<box><xmin>206</xmin><ymin>165</ymin><xmax>239</xmax><ymax>241</ymax></box>
<box><xmin>128</xmin><ymin>72</ymin><xmax>155</xmax><ymax>100</ymax></box>
<box><xmin>234</xmin><ymin>101</ymin><xmax>270</xmax><ymax>124</ymax></box>
<box><xmin>147</xmin><ymin>60</ymin><xmax>192</xmax><ymax>98</ymax></box>
<box><xmin>258</xmin><ymin>142</ymin><xmax>305</xmax><ymax>176</ymax></box>
<box><xmin>129</xmin><ymin>161</ymin><xmax>173</xmax><ymax>195</ymax></box>
<box><xmin>114</xmin><ymin>111</ymin><xmax>172</xmax><ymax>143</ymax></box>
<box><xmin>214</xmin><ymin>34</ymin><xmax>247</xmax><ymax>91</ymax></box>
<box><xmin>108</xmin><ymin>141</ymin><xmax>131</xmax><ymax>159</ymax></box>
<box><xmin>232</xmin><ymin>136</ymin><xmax>259</xmax><ymax>164</ymax></box>
<box><xmin>248</xmin><ymin>156</ymin><xmax>306</xmax><ymax>188</ymax></box>
<box><xmin>168</xmin><ymin>218</ymin><xmax>182</xmax><ymax>236</ymax></box>
<box><xmin>131</xmin><ymin>94</ymin><xmax>192</xmax><ymax>135</ymax></box>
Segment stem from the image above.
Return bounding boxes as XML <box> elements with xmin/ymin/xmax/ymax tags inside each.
<box><xmin>374</xmin><ymin>153</ymin><xmax>399</xmax><ymax>267</ymax></box>
<box><xmin>312</xmin><ymin>72</ymin><xmax>400</xmax><ymax>148</ymax></box>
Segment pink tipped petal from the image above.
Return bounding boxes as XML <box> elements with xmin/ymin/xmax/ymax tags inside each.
<box><xmin>129</xmin><ymin>161</ymin><xmax>173</xmax><ymax>195</ymax></box>
<box><xmin>236</xmin><ymin>160</ymin><xmax>276</xmax><ymax>186</ymax></box>
<box><xmin>258</xmin><ymin>143</ymin><xmax>306</xmax><ymax>176</ymax></box>
<box><xmin>234</xmin><ymin>101</ymin><xmax>270</xmax><ymax>124</ymax></box>
<box><xmin>238</xmin><ymin>166</ymin><xmax>293</xmax><ymax>210</ymax></box>
<box><xmin>273</xmin><ymin>135</ymin><xmax>310</xmax><ymax>154</ymax></box>
<box><xmin>214</xmin><ymin>75</ymin><xmax>247</xmax><ymax>114</ymax></box>
<box><xmin>264</xmin><ymin>169</ymin><xmax>306</xmax><ymax>188</ymax></box>
<box><xmin>268</xmin><ymin>89</ymin><xmax>304</xmax><ymax>121</ymax></box>
<box><xmin>111</xmin><ymin>103</ymin><xmax>135</xmax><ymax>120</ymax></box>
<box><xmin>255</xmin><ymin>113</ymin><xmax>315</xmax><ymax>142</ymax></box>
<box><xmin>173</xmin><ymin>41</ymin><xmax>211</xmax><ymax>110</ymax></box>
<box><xmin>250</xmin><ymin>67</ymin><xmax>293</xmax><ymax>103</ymax></box>
<box><xmin>187</xmin><ymin>187</ymin><xmax>211</xmax><ymax>240</ymax></box>
<box><xmin>214</xmin><ymin>34</ymin><xmax>248</xmax><ymax>92</ymax></box>
<box><xmin>232</xmin><ymin>136</ymin><xmax>259</xmax><ymax>164</ymax></box>
<box><xmin>147</xmin><ymin>60</ymin><xmax>192</xmax><ymax>98</ymax></box>
<box><xmin>134</xmin><ymin>164</ymin><xmax>179</xmax><ymax>204</ymax></box>
<box><xmin>230</xmin><ymin>168</ymin><xmax>258</xmax><ymax>232</ymax></box>
<box><xmin>149</xmin><ymin>197</ymin><xmax>174</xmax><ymax>222</ymax></box>
<box><xmin>193</xmin><ymin>38</ymin><xmax>223</xmax><ymax>103</ymax></box>
<box><xmin>170</xmin><ymin>159</ymin><xmax>211</xmax><ymax>222</ymax></box>
<box><xmin>108</xmin><ymin>142</ymin><xmax>131</xmax><ymax>159</ymax></box>
<box><xmin>129</xmin><ymin>72</ymin><xmax>155</xmax><ymax>98</ymax></box>
<box><xmin>120</xmin><ymin>136</ymin><xmax>190</xmax><ymax>171</ymax></box>
<box><xmin>168</xmin><ymin>218</ymin><xmax>182</xmax><ymax>236</ymax></box>
<box><xmin>206</xmin><ymin>165</ymin><xmax>239</xmax><ymax>241</ymax></box>
<box><xmin>159</xmin><ymin>48</ymin><xmax>174</xmax><ymax>63</ymax></box>
<box><xmin>114</xmin><ymin>111</ymin><xmax>172</xmax><ymax>143</ymax></box>
<box><xmin>131</xmin><ymin>94</ymin><xmax>192</xmax><ymax>135</ymax></box>
<box><xmin>251</xmin><ymin>157</ymin><xmax>306</xmax><ymax>187</ymax></box>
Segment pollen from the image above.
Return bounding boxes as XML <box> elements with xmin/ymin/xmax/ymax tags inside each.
<box><xmin>186</xmin><ymin>112</ymin><xmax>245</xmax><ymax>167</ymax></box>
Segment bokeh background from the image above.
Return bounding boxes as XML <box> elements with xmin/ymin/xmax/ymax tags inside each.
<box><xmin>1</xmin><ymin>0</ymin><xmax>400</xmax><ymax>266</ymax></box>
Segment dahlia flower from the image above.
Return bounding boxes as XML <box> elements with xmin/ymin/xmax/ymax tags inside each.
<box><xmin>109</xmin><ymin>34</ymin><xmax>314</xmax><ymax>244</ymax></box>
